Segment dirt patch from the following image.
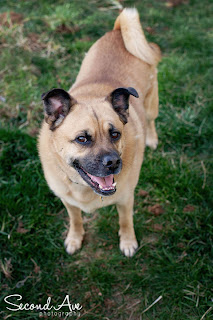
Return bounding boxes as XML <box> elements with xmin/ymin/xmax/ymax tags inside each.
<box><xmin>0</xmin><ymin>12</ymin><xmax>24</xmax><ymax>27</ymax></box>
<box><xmin>25</xmin><ymin>32</ymin><xmax>47</xmax><ymax>52</ymax></box>
<box><xmin>56</xmin><ymin>23</ymin><xmax>80</xmax><ymax>34</ymax></box>
<box><xmin>143</xmin><ymin>234</ymin><xmax>159</xmax><ymax>244</ymax></box>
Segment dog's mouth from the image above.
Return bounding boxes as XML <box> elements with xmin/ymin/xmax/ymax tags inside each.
<box><xmin>73</xmin><ymin>162</ymin><xmax>116</xmax><ymax>196</ymax></box>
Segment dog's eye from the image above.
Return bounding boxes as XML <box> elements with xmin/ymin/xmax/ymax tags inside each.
<box><xmin>111</xmin><ymin>131</ymin><xmax>121</xmax><ymax>141</ymax></box>
<box><xmin>76</xmin><ymin>136</ymin><xmax>88</xmax><ymax>144</ymax></box>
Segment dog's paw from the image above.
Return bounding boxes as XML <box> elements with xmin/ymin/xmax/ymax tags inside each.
<box><xmin>64</xmin><ymin>233</ymin><xmax>83</xmax><ymax>255</ymax></box>
<box><xmin>120</xmin><ymin>238</ymin><xmax>138</xmax><ymax>257</ymax></box>
<box><xmin>146</xmin><ymin>136</ymin><xmax>158</xmax><ymax>150</ymax></box>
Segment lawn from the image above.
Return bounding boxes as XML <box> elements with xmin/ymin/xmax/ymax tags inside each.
<box><xmin>0</xmin><ymin>0</ymin><xmax>212</xmax><ymax>319</ymax></box>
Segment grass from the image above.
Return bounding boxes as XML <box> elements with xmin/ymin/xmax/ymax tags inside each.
<box><xmin>0</xmin><ymin>0</ymin><xmax>212</xmax><ymax>319</ymax></box>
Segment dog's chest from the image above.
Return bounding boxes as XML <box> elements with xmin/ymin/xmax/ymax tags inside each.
<box><xmin>65</xmin><ymin>184</ymin><xmax>116</xmax><ymax>213</ymax></box>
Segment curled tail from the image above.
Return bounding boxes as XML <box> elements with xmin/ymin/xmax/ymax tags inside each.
<box><xmin>114</xmin><ymin>8</ymin><xmax>161</xmax><ymax>66</ymax></box>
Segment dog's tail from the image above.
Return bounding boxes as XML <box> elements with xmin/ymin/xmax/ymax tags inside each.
<box><xmin>114</xmin><ymin>8</ymin><xmax>161</xmax><ymax>66</ymax></box>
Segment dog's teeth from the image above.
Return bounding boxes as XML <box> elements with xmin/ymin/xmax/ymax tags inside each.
<box><xmin>112</xmin><ymin>182</ymin><xmax>117</xmax><ymax>187</ymax></box>
<box><xmin>99</xmin><ymin>184</ymin><xmax>115</xmax><ymax>191</ymax></box>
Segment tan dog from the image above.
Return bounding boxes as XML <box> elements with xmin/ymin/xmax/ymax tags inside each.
<box><xmin>38</xmin><ymin>8</ymin><xmax>161</xmax><ymax>257</ymax></box>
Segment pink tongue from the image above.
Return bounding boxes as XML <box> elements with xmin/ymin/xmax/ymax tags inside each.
<box><xmin>87</xmin><ymin>174</ymin><xmax>114</xmax><ymax>188</ymax></box>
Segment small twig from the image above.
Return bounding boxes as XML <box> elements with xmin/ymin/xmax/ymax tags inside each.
<box><xmin>201</xmin><ymin>161</ymin><xmax>206</xmax><ymax>189</ymax></box>
<box><xmin>200</xmin><ymin>306</ymin><xmax>212</xmax><ymax>320</ymax></box>
<box><xmin>126</xmin><ymin>300</ymin><xmax>141</xmax><ymax>310</ymax></box>
<box><xmin>123</xmin><ymin>283</ymin><xmax>131</xmax><ymax>293</ymax></box>
<box><xmin>196</xmin><ymin>285</ymin><xmax>200</xmax><ymax>308</ymax></box>
<box><xmin>198</xmin><ymin>118</ymin><xmax>206</xmax><ymax>135</ymax></box>
<box><xmin>15</xmin><ymin>273</ymin><xmax>33</xmax><ymax>288</ymax></box>
<box><xmin>128</xmin><ymin>309</ymin><xmax>134</xmax><ymax>320</ymax></box>
<box><xmin>117</xmin><ymin>303</ymin><xmax>126</xmax><ymax>310</ymax></box>
<box><xmin>76</xmin><ymin>303</ymin><xmax>100</xmax><ymax>319</ymax></box>
<box><xmin>141</xmin><ymin>295</ymin><xmax>163</xmax><ymax>314</ymax></box>
<box><xmin>83</xmin><ymin>212</ymin><xmax>98</xmax><ymax>223</ymax></box>
<box><xmin>114</xmin><ymin>283</ymin><xmax>131</xmax><ymax>296</ymax></box>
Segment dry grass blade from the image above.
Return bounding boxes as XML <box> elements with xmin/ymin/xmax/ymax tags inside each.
<box><xmin>141</xmin><ymin>295</ymin><xmax>163</xmax><ymax>314</ymax></box>
<box><xmin>0</xmin><ymin>258</ymin><xmax>13</xmax><ymax>279</ymax></box>
<box><xmin>200</xmin><ymin>306</ymin><xmax>213</xmax><ymax>320</ymax></box>
<box><xmin>201</xmin><ymin>161</ymin><xmax>206</xmax><ymax>189</ymax></box>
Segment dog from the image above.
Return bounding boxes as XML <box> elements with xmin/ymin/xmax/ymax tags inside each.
<box><xmin>38</xmin><ymin>8</ymin><xmax>161</xmax><ymax>257</ymax></box>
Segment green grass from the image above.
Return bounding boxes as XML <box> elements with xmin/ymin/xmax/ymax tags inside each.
<box><xmin>0</xmin><ymin>0</ymin><xmax>212</xmax><ymax>319</ymax></box>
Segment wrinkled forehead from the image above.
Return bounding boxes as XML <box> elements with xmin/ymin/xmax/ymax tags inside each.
<box><xmin>61</xmin><ymin>99</ymin><xmax>123</xmax><ymax>135</ymax></box>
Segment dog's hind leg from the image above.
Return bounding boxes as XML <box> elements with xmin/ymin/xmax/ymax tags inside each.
<box><xmin>144</xmin><ymin>70</ymin><xmax>159</xmax><ymax>150</ymax></box>
<box><xmin>117</xmin><ymin>195</ymin><xmax>138</xmax><ymax>257</ymax></box>
<box><xmin>62</xmin><ymin>200</ymin><xmax>85</xmax><ymax>254</ymax></box>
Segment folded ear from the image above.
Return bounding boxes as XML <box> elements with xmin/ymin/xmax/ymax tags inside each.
<box><xmin>41</xmin><ymin>88</ymin><xmax>77</xmax><ymax>130</ymax></box>
<box><xmin>108</xmin><ymin>87</ymin><xmax>139</xmax><ymax>124</ymax></box>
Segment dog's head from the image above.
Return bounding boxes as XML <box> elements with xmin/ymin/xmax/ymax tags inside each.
<box><xmin>41</xmin><ymin>87</ymin><xmax>138</xmax><ymax>196</ymax></box>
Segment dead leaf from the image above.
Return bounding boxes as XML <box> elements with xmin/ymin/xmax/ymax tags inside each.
<box><xmin>183</xmin><ymin>205</ymin><xmax>195</xmax><ymax>212</ymax></box>
<box><xmin>153</xmin><ymin>224</ymin><xmax>163</xmax><ymax>231</ymax></box>
<box><xmin>84</xmin><ymin>291</ymin><xmax>92</xmax><ymax>300</ymax></box>
<box><xmin>141</xmin><ymin>264</ymin><xmax>147</xmax><ymax>273</ymax></box>
<box><xmin>104</xmin><ymin>298</ymin><xmax>116</xmax><ymax>309</ymax></box>
<box><xmin>145</xmin><ymin>26</ymin><xmax>156</xmax><ymax>35</ymax></box>
<box><xmin>91</xmin><ymin>286</ymin><xmax>102</xmax><ymax>297</ymax></box>
<box><xmin>31</xmin><ymin>258</ymin><xmax>41</xmax><ymax>274</ymax></box>
<box><xmin>137</xmin><ymin>189</ymin><xmax>149</xmax><ymax>197</ymax></box>
<box><xmin>177</xmin><ymin>242</ymin><xmax>185</xmax><ymax>248</ymax></box>
<box><xmin>148</xmin><ymin>204</ymin><xmax>164</xmax><ymax>216</ymax></box>
<box><xmin>165</xmin><ymin>0</ymin><xmax>188</xmax><ymax>7</ymax></box>
<box><xmin>79</xmin><ymin>36</ymin><xmax>92</xmax><ymax>42</ymax></box>
<box><xmin>17</xmin><ymin>221</ymin><xmax>29</xmax><ymax>234</ymax></box>
<box><xmin>56</xmin><ymin>75</ymin><xmax>62</xmax><ymax>84</ymax></box>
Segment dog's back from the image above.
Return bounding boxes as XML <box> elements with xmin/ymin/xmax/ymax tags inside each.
<box><xmin>70</xmin><ymin>8</ymin><xmax>161</xmax><ymax>134</ymax></box>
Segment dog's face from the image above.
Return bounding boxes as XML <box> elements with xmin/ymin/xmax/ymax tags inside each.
<box><xmin>42</xmin><ymin>87</ymin><xmax>138</xmax><ymax>196</ymax></box>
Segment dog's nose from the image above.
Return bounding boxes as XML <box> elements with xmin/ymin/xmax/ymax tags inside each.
<box><xmin>102</xmin><ymin>153</ymin><xmax>121</xmax><ymax>169</ymax></box>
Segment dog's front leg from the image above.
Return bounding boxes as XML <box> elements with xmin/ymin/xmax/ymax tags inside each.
<box><xmin>62</xmin><ymin>200</ymin><xmax>85</xmax><ymax>255</ymax></box>
<box><xmin>117</xmin><ymin>195</ymin><xmax>138</xmax><ymax>257</ymax></box>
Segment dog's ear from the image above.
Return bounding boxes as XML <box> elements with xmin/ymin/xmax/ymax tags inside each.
<box><xmin>108</xmin><ymin>87</ymin><xmax>139</xmax><ymax>124</ymax></box>
<box><xmin>41</xmin><ymin>88</ymin><xmax>76</xmax><ymax>130</ymax></box>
